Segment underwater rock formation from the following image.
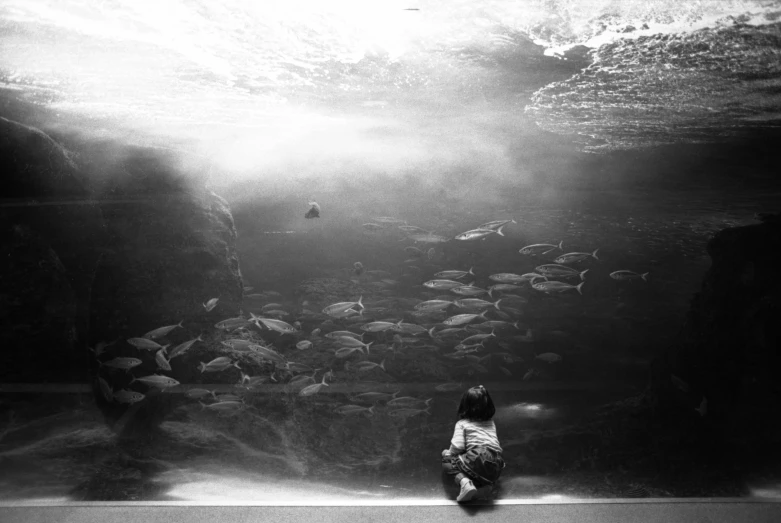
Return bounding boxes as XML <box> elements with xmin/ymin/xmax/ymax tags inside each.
<box><xmin>652</xmin><ymin>213</ymin><xmax>781</xmax><ymax>472</ymax></box>
<box><xmin>0</xmin><ymin>116</ymin><xmax>106</xmax><ymax>382</ymax></box>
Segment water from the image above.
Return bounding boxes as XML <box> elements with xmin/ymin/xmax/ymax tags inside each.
<box><xmin>2</xmin><ymin>0</ymin><xmax>781</xmax><ymax>506</ymax></box>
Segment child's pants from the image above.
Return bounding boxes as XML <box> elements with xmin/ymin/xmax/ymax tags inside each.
<box><xmin>441</xmin><ymin>446</ymin><xmax>505</xmax><ymax>488</ymax></box>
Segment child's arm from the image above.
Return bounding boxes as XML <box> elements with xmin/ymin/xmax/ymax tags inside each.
<box><xmin>447</xmin><ymin>420</ymin><xmax>466</xmax><ymax>455</ymax></box>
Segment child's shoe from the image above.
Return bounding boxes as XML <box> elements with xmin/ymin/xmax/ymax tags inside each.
<box><xmin>457</xmin><ymin>478</ymin><xmax>477</xmax><ymax>503</ymax></box>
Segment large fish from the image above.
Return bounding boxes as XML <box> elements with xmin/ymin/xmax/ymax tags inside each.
<box><xmin>610</xmin><ymin>270</ymin><xmax>649</xmax><ymax>282</ymax></box>
<box><xmin>477</xmin><ymin>219</ymin><xmax>516</xmax><ymax>230</ymax></box>
<box><xmin>554</xmin><ymin>249</ymin><xmax>599</xmax><ymax>264</ymax></box>
<box><xmin>215</xmin><ymin>317</ymin><xmax>251</xmax><ymax>330</ymax></box>
<box><xmin>131</xmin><ymin>374</ymin><xmax>180</xmax><ymax>389</ymax></box>
<box><xmin>248</xmin><ymin>344</ymin><xmax>287</xmax><ymax>365</ymax></box>
<box><xmin>414</xmin><ymin>300</ymin><xmax>453</xmax><ymax>311</ymax></box>
<box><xmin>155</xmin><ymin>349</ymin><xmax>171</xmax><ymax>371</ymax></box>
<box><xmin>198</xmin><ymin>357</ymin><xmax>241</xmax><ymax>373</ymax></box>
<box><xmin>299</xmin><ymin>374</ymin><xmax>329</xmax><ymax>396</ymax></box>
<box><xmin>434</xmin><ymin>267</ymin><xmax>474</xmax><ymax>279</ymax></box>
<box><xmin>346</xmin><ymin>359</ymin><xmax>386</xmax><ymax>372</ymax></box>
<box><xmin>519</xmin><ymin>241</ymin><xmax>563</xmax><ymax>255</ymax></box>
<box><xmin>488</xmin><ymin>273</ymin><xmax>535</xmax><ymax>284</ymax></box>
<box><xmin>332</xmin><ymin>336</ymin><xmax>373</xmax><ymax>351</ymax></box>
<box><xmin>454</xmin><ymin>225</ymin><xmax>505</xmax><ymax>241</ymax></box>
<box><xmin>100</xmin><ymin>357</ymin><xmax>142</xmax><ymax>371</ymax></box>
<box><xmin>454</xmin><ymin>298</ymin><xmax>502</xmax><ymax>310</ymax></box>
<box><xmin>360</xmin><ymin>321</ymin><xmax>399</xmax><ymax>333</ymax></box>
<box><xmin>531</xmin><ymin>280</ymin><xmax>585</xmax><ymax>295</ymax></box>
<box><xmin>203</xmin><ymin>298</ymin><xmax>219</xmax><ymax>312</ymax></box>
<box><xmin>423</xmin><ymin>279</ymin><xmax>464</xmax><ymax>290</ymax></box>
<box><xmin>168</xmin><ymin>335</ymin><xmax>202</xmax><ymax>359</ymax></box>
<box><xmin>450</xmin><ymin>285</ymin><xmax>488</xmax><ymax>296</ymax></box>
<box><xmin>127</xmin><ymin>337</ymin><xmax>167</xmax><ymax>351</ymax></box>
<box><xmin>324</xmin><ymin>330</ymin><xmax>364</xmax><ymax>340</ymax></box>
<box><xmin>534</xmin><ymin>264</ymin><xmax>588</xmax><ymax>280</ymax></box>
<box><xmin>322</xmin><ymin>296</ymin><xmax>364</xmax><ymax>317</ymax></box>
<box><xmin>113</xmin><ymin>389</ymin><xmax>145</xmax><ymax>404</ymax></box>
<box><xmin>250</xmin><ymin>314</ymin><xmax>297</xmax><ymax>334</ymax></box>
<box><xmin>143</xmin><ymin>321</ymin><xmax>183</xmax><ymax>340</ymax></box>
<box><xmin>407</xmin><ymin>233</ymin><xmax>449</xmax><ymax>244</ymax></box>
<box><xmin>443</xmin><ymin>311</ymin><xmax>488</xmax><ymax>326</ymax></box>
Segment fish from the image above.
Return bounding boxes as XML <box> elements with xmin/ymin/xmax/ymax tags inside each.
<box><xmin>461</xmin><ymin>331</ymin><xmax>495</xmax><ymax>345</ymax></box>
<box><xmin>407</xmin><ymin>233</ymin><xmax>449</xmax><ymax>244</ymax></box>
<box><xmin>522</xmin><ymin>368</ymin><xmax>538</xmax><ymax>381</ymax></box>
<box><xmin>113</xmin><ymin>389</ymin><xmax>145</xmax><ymax>404</ymax></box>
<box><xmin>264</xmin><ymin>309</ymin><xmax>290</xmax><ymax>318</ymax></box>
<box><xmin>387</xmin><ymin>397</ymin><xmax>432</xmax><ymax>408</ymax></box>
<box><xmin>434</xmin><ymin>267</ymin><xmax>474</xmax><ymax>279</ymax></box>
<box><xmin>323</xmin><ymin>296</ymin><xmax>365</xmax><ymax>316</ymax></box>
<box><xmin>289</xmin><ymin>375</ymin><xmax>316</xmax><ymax>389</ymax></box>
<box><xmin>250</xmin><ymin>314</ymin><xmax>297</xmax><ymax>334</ymax></box>
<box><xmin>201</xmin><ymin>401</ymin><xmax>245</xmax><ymax>412</ymax></box>
<box><xmin>203</xmin><ymin>298</ymin><xmax>219</xmax><ymax>312</ymax></box>
<box><xmin>423</xmin><ymin>279</ymin><xmax>465</xmax><ymax>290</ymax></box>
<box><xmin>334</xmin><ymin>405</ymin><xmax>375</xmax><ymax>415</ymax></box>
<box><xmin>387</xmin><ymin>407</ymin><xmax>430</xmax><ymax>418</ymax></box>
<box><xmin>434</xmin><ymin>382</ymin><xmax>463</xmax><ymax>392</ymax></box>
<box><xmin>90</xmin><ymin>338</ymin><xmax>118</xmax><ymax>357</ymax></box>
<box><xmin>155</xmin><ymin>349</ymin><xmax>171</xmax><ymax>371</ymax></box>
<box><xmin>414</xmin><ymin>300</ymin><xmax>453</xmax><ymax>311</ymax></box>
<box><xmin>426</xmin><ymin>248</ymin><xmax>436</xmax><ymax>260</ymax></box>
<box><xmin>351</xmin><ymin>391</ymin><xmax>400</xmax><ymax>403</ymax></box>
<box><xmin>300</xmin><ymin>374</ymin><xmax>329</xmax><ymax>396</ymax></box>
<box><xmin>260</xmin><ymin>303</ymin><xmax>285</xmax><ymax>312</ymax></box>
<box><xmin>519</xmin><ymin>241</ymin><xmax>563</xmax><ymax>255</ymax></box>
<box><xmin>391</xmin><ymin>322</ymin><xmax>428</xmax><ymax>335</ymax></box>
<box><xmin>488</xmin><ymin>273</ymin><xmax>540</xmax><ymax>284</ymax></box>
<box><xmin>443</xmin><ymin>311</ymin><xmax>488</xmax><ymax>326</ymax></box>
<box><xmin>311</xmin><ymin>328</ymin><xmax>322</xmax><ymax>337</ymax></box>
<box><xmin>334</xmin><ymin>347</ymin><xmax>365</xmax><ymax>358</ymax></box>
<box><xmin>186</xmin><ymin>388</ymin><xmax>217</xmax><ymax>400</ymax></box>
<box><xmin>143</xmin><ymin>321</ymin><xmax>183</xmax><ymax>340</ymax></box>
<box><xmin>131</xmin><ymin>374</ymin><xmax>181</xmax><ymax>389</ymax></box>
<box><xmin>535</xmin><ymin>264</ymin><xmax>588</xmax><ymax>280</ymax></box>
<box><xmin>454</xmin><ymin>226</ymin><xmax>505</xmax><ymax>241</ymax></box>
<box><xmin>243</xmin><ymin>286</ymin><xmax>254</xmax><ymax>292</ymax></box>
<box><xmin>215</xmin><ymin>394</ymin><xmax>243</xmax><ymax>402</ymax></box>
<box><xmin>248</xmin><ymin>344</ymin><xmax>287</xmax><ymax>365</ymax></box>
<box><xmin>334</xmin><ymin>336</ymin><xmax>373</xmax><ymax>351</ymax></box>
<box><xmin>329</xmin><ymin>308</ymin><xmax>361</xmax><ymax>319</ymax></box>
<box><xmin>454</xmin><ymin>298</ymin><xmax>502</xmax><ymax>310</ymax></box>
<box><xmin>610</xmin><ymin>270</ymin><xmax>649</xmax><ymax>282</ymax></box>
<box><xmin>554</xmin><ymin>249</ymin><xmax>599</xmax><ymax>264</ymax></box>
<box><xmin>487</xmin><ymin>284</ymin><xmax>522</xmax><ymax>297</ymax></box>
<box><xmin>325</xmin><ymin>330</ymin><xmax>364</xmax><ymax>340</ymax></box>
<box><xmin>346</xmin><ymin>359</ymin><xmax>386</xmax><ymax>372</ymax></box>
<box><xmin>478</xmin><ymin>219</ymin><xmax>516</xmax><ymax>230</ymax></box>
<box><xmin>695</xmin><ymin>397</ymin><xmax>707</xmax><ymax>416</ymax></box>
<box><xmin>363</xmin><ymin>223</ymin><xmax>385</xmax><ymax>231</ymax></box>
<box><xmin>531</xmin><ymin>281</ymin><xmax>585</xmax><ymax>295</ymax></box>
<box><xmin>360</xmin><ymin>321</ymin><xmax>399</xmax><ymax>332</ymax></box>
<box><xmin>100</xmin><ymin>357</ymin><xmax>142</xmax><ymax>371</ymax></box>
<box><xmin>451</xmin><ymin>285</ymin><xmax>489</xmax><ymax>296</ymax></box>
<box><xmin>373</xmin><ymin>216</ymin><xmax>406</xmax><ymax>224</ymax></box>
<box><xmin>285</xmin><ymin>361</ymin><xmax>314</xmax><ymax>373</ymax></box>
<box><xmin>221</xmin><ymin>339</ymin><xmax>256</xmax><ymax>352</ymax></box>
<box><xmin>399</xmin><ymin>225</ymin><xmax>427</xmax><ymax>233</ymax></box>
<box><xmin>479</xmin><ymin>320</ymin><xmax>520</xmax><ymax>330</ymax></box>
<box><xmin>127</xmin><ymin>337</ymin><xmax>166</xmax><ymax>351</ymax></box>
<box><xmin>215</xmin><ymin>317</ymin><xmax>251</xmax><ymax>330</ymax></box>
<box><xmin>296</xmin><ymin>340</ymin><xmax>313</xmax><ymax>350</ymax></box>
<box><xmin>244</xmin><ymin>293</ymin><xmax>266</xmax><ymax>300</ymax></box>
<box><xmin>97</xmin><ymin>376</ymin><xmax>113</xmax><ymax>402</ymax></box>
<box><xmin>536</xmin><ymin>352</ymin><xmax>562</xmax><ymax>363</ymax></box>
<box><xmin>198</xmin><ymin>357</ymin><xmax>241</xmax><ymax>373</ymax></box>
<box><xmin>168</xmin><ymin>335</ymin><xmax>202</xmax><ymax>359</ymax></box>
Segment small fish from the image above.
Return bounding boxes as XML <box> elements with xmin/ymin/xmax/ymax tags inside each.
<box><xmin>387</xmin><ymin>407</ymin><xmax>430</xmax><ymax>418</ymax></box>
<box><xmin>244</xmin><ymin>293</ymin><xmax>266</xmax><ymax>300</ymax></box>
<box><xmin>346</xmin><ymin>359</ymin><xmax>386</xmax><ymax>372</ymax></box>
<box><xmin>443</xmin><ymin>311</ymin><xmax>488</xmax><ymax>326</ymax></box>
<box><xmin>127</xmin><ymin>337</ymin><xmax>166</xmax><ymax>351</ymax></box>
<box><xmin>554</xmin><ymin>249</ymin><xmax>599</xmax><ymax>264</ymax></box>
<box><xmin>333</xmin><ymin>336</ymin><xmax>373</xmax><ymax>351</ymax></box>
<box><xmin>201</xmin><ymin>400</ymin><xmax>245</xmax><ymax>412</ymax></box>
<box><xmin>670</xmin><ymin>373</ymin><xmax>689</xmax><ymax>393</ymax></box>
<box><xmin>131</xmin><ymin>374</ymin><xmax>181</xmax><ymax>389</ymax></box>
<box><xmin>695</xmin><ymin>396</ymin><xmax>707</xmax><ymax>416</ymax></box>
<box><xmin>155</xmin><ymin>349</ymin><xmax>171</xmax><ymax>371</ymax></box>
<box><xmin>487</xmin><ymin>284</ymin><xmax>522</xmax><ymax>297</ymax></box>
<box><xmin>215</xmin><ymin>394</ymin><xmax>243</xmax><ymax>402</ymax></box>
<box><xmin>461</xmin><ymin>331</ymin><xmax>495</xmax><ymax>345</ymax></box>
<box><xmin>296</xmin><ymin>340</ymin><xmax>313</xmax><ymax>350</ymax></box>
<box><xmin>423</xmin><ymin>279</ymin><xmax>465</xmax><ymax>290</ymax></box>
<box><xmin>260</xmin><ymin>303</ymin><xmax>285</xmax><ymax>312</ymax></box>
<box><xmin>399</xmin><ymin>225</ymin><xmax>427</xmax><ymax>233</ymax></box>
<box><xmin>414</xmin><ymin>300</ymin><xmax>453</xmax><ymax>311</ymax></box>
<box><xmin>451</xmin><ymin>285</ymin><xmax>489</xmax><ymax>297</ymax></box>
<box><xmin>373</xmin><ymin>216</ymin><xmax>406</xmax><ymax>224</ymax></box>
<box><xmin>300</xmin><ymin>374</ymin><xmax>329</xmax><ymax>396</ymax></box>
<box><xmin>387</xmin><ymin>397</ymin><xmax>432</xmax><ymax>408</ymax></box>
<box><xmin>363</xmin><ymin>223</ymin><xmax>385</xmax><ymax>231</ymax></box>
<box><xmin>454</xmin><ymin>226</ymin><xmax>505</xmax><ymax>241</ymax></box>
<box><xmin>311</xmin><ymin>328</ymin><xmax>322</xmax><ymax>337</ymax></box>
<box><xmin>325</xmin><ymin>330</ymin><xmax>363</xmax><ymax>340</ymax></box>
<box><xmin>488</xmin><ymin>273</ymin><xmax>532</xmax><ymax>284</ymax></box>
<box><xmin>243</xmin><ymin>286</ymin><xmax>254</xmax><ymax>292</ymax></box>
<box><xmin>535</xmin><ymin>264</ymin><xmax>588</xmax><ymax>280</ymax></box>
<box><xmin>250</xmin><ymin>314</ymin><xmax>297</xmax><ymax>334</ymax></box>
<box><xmin>289</xmin><ymin>375</ymin><xmax>316</xmax><ymax>389</ymax></box>
<box><xmin>434</xmin><ymin>267</ymin><xmax>474</xmax><ymax>279</ymax></box>
<box><xmin>100</xmin><ymin>357</ymin><xmax>142</xmax><ymax>371</ymax></box>
<box><xmin>351</xmin><ymin>391</ymin><xmax>399</xmax><ymax>403</ymax></box>
<box><xmin>610</xmin><ymin>270</ymin><xmax>649</xmax><ymax>282</ymax></box>
<box><xmin>221</xmin><ymin>339</ymin><xmax>255</xmax><ymax>351</ymax></box>
<box><xmin>215</xmin><ymin>317</ymin><xmax>251</xmax><ymax>330</ymax></box>
<box><xmin>113</xmin><ymin>389</ymin><xmax>145</xmax><ymax>404</ymax></box>
<box><xmin>198</xmin><ymin>357</ymin><xmax>241</xmax><ymax>373</ymax></box>
<box><xmin>407</xmin><ymin>233</ymin><xmax>449</xmax><ymax>244</ymax></box>
<box><xmin>523</xmin><ymin>368</ymin><xmax>538</xmax><ymax>381</ymax></box>
<box><xmin>97</xmin><ymin>376</ymin><xmax>113</xmax><ymax>402</ymax></box>
<box><xmin>391</xmin><ymin>322</ymin><xmax>428</xmax><ymax>335</ymax></box>
<box><xmin>323</xmin><ymin>297</ymin><xmax>365</xmax><ymax>316</ymax></box>
<box><xmin>203</xmin><ymin>298</ymin><xmax>219</xmax><ymax>311</ymax></box>
<box><xmin>519</xmin><ymin>241</ymin><xmax>563</xmax><ymax>255</ymax></box>
<box><xmin>286</xmin><ymin>362</ymin><xmax>314</xmax><ymax>373</ymax></box>
<box><xmin>434</xmin><ymin>382</ymin><xmax>463</xmax><ymax>392</ymax></box>
<box><xmin>335</xmin><ymin>347</ymin><xmax>364</xmax><ymax>358</ymax></box>
<box><xmin>264</xmin><ymin>309</ymin><xmax>290</xmax><ymax>318</ymax></box>
<box><xmin>168</xmin><ymin>335</ymin><xmax>202</xmax><ymax>359</ymax></box>
<box><xmin>248</xmin><ymin>344</ymin><xmax>287</xmax><ymax>365</ymax></box>
<box><xmin>536</xmin><ymin>352</ymin><xmax>562</xmax><ymax>363</ymax></box>
<box><xmin>186</xmin><ymin>388</ymin><xmax>217</xmax><ymax>400</ymax></box>
<box><xmin>330</xmin><ymin>308</ymin><xmax>362</xmax><ymax>319</ymax></box>
<box><xmin>360</xmin><ymin>321</ymin><xmax>399</xmax><ymax>332</ymax></box>
<box><xmin>334</xmin><ymin>405</ymin><xmax>374</xmax><ymax>416</ymax></box>
<box><xmin>532</xmin><ymin>280</ymin><xmax>585</xmax><ymax>295</ymax></box>
<box><xmin>90</xmin><ymin>338</ymin><xmax>118</xmax><ymax>357</ymax></box>
<box><xmin>478</xmin><ymin>219</ymin><xmax>516</xmax><ymax>230</ymax></box>
<box><xmin>143</xmin><ymin>321</ymin><xmax>183</xmax><ymax>340</ymax></box>
<box><xmin>454</xmin><ymin>298</ymin><xmax>502</xmax><ymax>310</ymax></box>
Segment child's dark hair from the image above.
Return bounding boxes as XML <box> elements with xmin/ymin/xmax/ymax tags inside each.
<box><xmin>457</xmin><ymin>385</ymin><xmax>495</xmax><ymax>421</ymax></box>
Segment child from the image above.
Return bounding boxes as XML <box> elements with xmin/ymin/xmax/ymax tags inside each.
<box><xmin>441</xmin><ymin>385</ymin><xmax>505</xmax><ymax>502</ymax></box>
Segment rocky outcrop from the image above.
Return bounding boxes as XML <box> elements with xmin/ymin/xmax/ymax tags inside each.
<box><xmin>0</xmin><ymin>116</ymin><xmax>106</xmax><ymax>382</ymax></box>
